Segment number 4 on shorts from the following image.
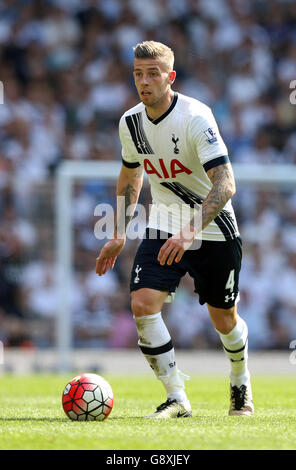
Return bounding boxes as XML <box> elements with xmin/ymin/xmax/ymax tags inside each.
<box><xmin>225</xmin><ymin>269</ymin><xmax>235</xmax><ymax>292</ymax></box>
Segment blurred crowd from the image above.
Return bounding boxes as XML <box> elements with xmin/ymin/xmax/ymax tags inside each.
<box><xmin>0</xmin><ymin>0</ymin><xmax>295</xmax><ymax>351</ymax></box>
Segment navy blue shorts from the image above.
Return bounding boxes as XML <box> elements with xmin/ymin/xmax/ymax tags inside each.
<box><xmin>130</xmin><ymin>229</ymin><xmax>242</xmax><ymax>309</ymax></box>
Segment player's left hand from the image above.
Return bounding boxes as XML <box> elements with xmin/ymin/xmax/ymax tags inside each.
<box><xmin>157</xmin><ymin>224</ymin><xmax>197</xmax><ymax>266</ymax></box>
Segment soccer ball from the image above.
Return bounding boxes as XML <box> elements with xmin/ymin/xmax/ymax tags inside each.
<box><xmin>62</xmin><ymin>373</ymin><xmax>114</xmax><ymax>421</ymax></box>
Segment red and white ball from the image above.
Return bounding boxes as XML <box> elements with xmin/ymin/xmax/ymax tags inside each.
<box><xmin>62</xmin><ymin>373</ymin><xmax>114</xmax><ymax>421</ymax></box>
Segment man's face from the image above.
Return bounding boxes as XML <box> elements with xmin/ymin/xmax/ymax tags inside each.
<box><xmin>133</xmin><ymin>57</ymin><xmax>175</xmax><ymax>107</ymax></box>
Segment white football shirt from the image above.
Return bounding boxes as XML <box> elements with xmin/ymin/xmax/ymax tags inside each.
<box><xmin>119</xmin><ymin>92</ymin><xmax>239</xmax><ymax>241</ymax></box>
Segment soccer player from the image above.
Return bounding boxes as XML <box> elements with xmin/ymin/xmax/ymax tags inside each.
<box><xmin>96</xmin><ymin>41</ymin><xmax>254</xmax><ymax>418</ymax></box>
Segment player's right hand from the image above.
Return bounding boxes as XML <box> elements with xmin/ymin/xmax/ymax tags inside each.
<box><xmin>96</xmin><ymin>238</ymin><xmax>126</xmax><ymax>276</ymax></box>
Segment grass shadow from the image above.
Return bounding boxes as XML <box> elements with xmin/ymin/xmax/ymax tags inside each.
<box><xmin>0</xmin><ymin>417</ymin><xmax>67</xmax><ymax>423</ymax></box>
<box><xmin>0</xmin><ymin>416</ymin><xmax>145</xmax><ymax>423</ymax></box>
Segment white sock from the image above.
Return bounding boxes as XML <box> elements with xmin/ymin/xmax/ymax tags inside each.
<box><xmin>134</xmin><ymin>312</ymin><xmax>189</xmax><ymax>404</ymax></box>
<box><xmin>217</xmin><ymin>316</ymin><xmax>250</xmax><ymax>387</ymax></box>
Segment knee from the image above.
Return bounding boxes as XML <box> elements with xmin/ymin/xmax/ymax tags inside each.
<box><xmin>208</xmin><ymin>305</ymin><xmax>237</xmax><ymax>335</ymax></box>
<box><xmin>131</xmin><ymin>289</ymin><xmax>164</xmax><ymax>317</ymax></box>
<box><xmin>214</xmin><ymin>317</ymin><xmax>236</xmax><ymax>335</ymax></box>
<box><xmin>131</xmin><ymin>289</ymin><xmax>167</xmax><ymax>318</ymax></box>
<box><xmin>131</xmin><ymin>296</ymin><xmax>154</xmax><ymax>317</ymax></box>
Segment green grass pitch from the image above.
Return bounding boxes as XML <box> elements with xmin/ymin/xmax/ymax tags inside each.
<box><xmin>0</xmin><ymin>374</ymin><xmax>295</xmax><ymax>450</ymax></box>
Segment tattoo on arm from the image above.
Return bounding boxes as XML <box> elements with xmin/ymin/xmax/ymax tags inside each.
<box><xmin>200</xmin><ymin>163</ymin><xmax>235</xmax><ymax>231</ymax></box>
<box><xmin>133</xmin><ymin>166</ymin><xmax>144</xmax><ymax>179</ymax></box>
<box><xmin>120</xmin><ymin>183</ymin><xmax>138</xmax><ymax>229</ymax></box>
<box><xmin>115</xmin><ymin>167</ymin><xmax>143</xmax><ymax>237</ymax></box>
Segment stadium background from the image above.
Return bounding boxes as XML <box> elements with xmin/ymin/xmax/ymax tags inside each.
<box><xmin>0</xmin><ymin>0</ymin><xmax>295</xmax><ymax>364</ymax></box>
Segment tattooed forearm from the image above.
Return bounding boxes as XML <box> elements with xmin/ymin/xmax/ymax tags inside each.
<box><xmin>115</xmin><ymin>165</ymin><xmax>143</xmax><ymax>238</ymax></box>
<box><xmin>118</xmin><ymin>183</ymin><xmax>138</xmax><ymax>205</ymax></box>
<box><xmin>190</xmin><ymin>163</ymin><xmax>235</xmax><ymax>232</ymax></box>
<box><xmin>116</xmin><ymin>183</ymin><xmax>138</xmax><ymax>233</ymax></box>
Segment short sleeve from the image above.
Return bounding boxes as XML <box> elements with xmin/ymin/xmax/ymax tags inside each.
<box><xmin>190</xmin><ymin>108</ymin><xmax>229</xmax><ymax>172</ymax></box>
<box><xmin>119</xmin><ymin>115</ymin><xmax>141</xmax><ymax>168</ymax></box>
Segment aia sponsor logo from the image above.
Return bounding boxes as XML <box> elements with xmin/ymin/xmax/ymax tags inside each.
<box><xmin>143</xmin><ymin>158</ymin><xmax>192</xmax><ymax>179</ymax></box>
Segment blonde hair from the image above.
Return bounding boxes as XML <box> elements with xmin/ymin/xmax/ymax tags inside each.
<box><xmin>133</xmin><ymin>41</ymin><xmax>174</xmax><ymax>71</ymax></box>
